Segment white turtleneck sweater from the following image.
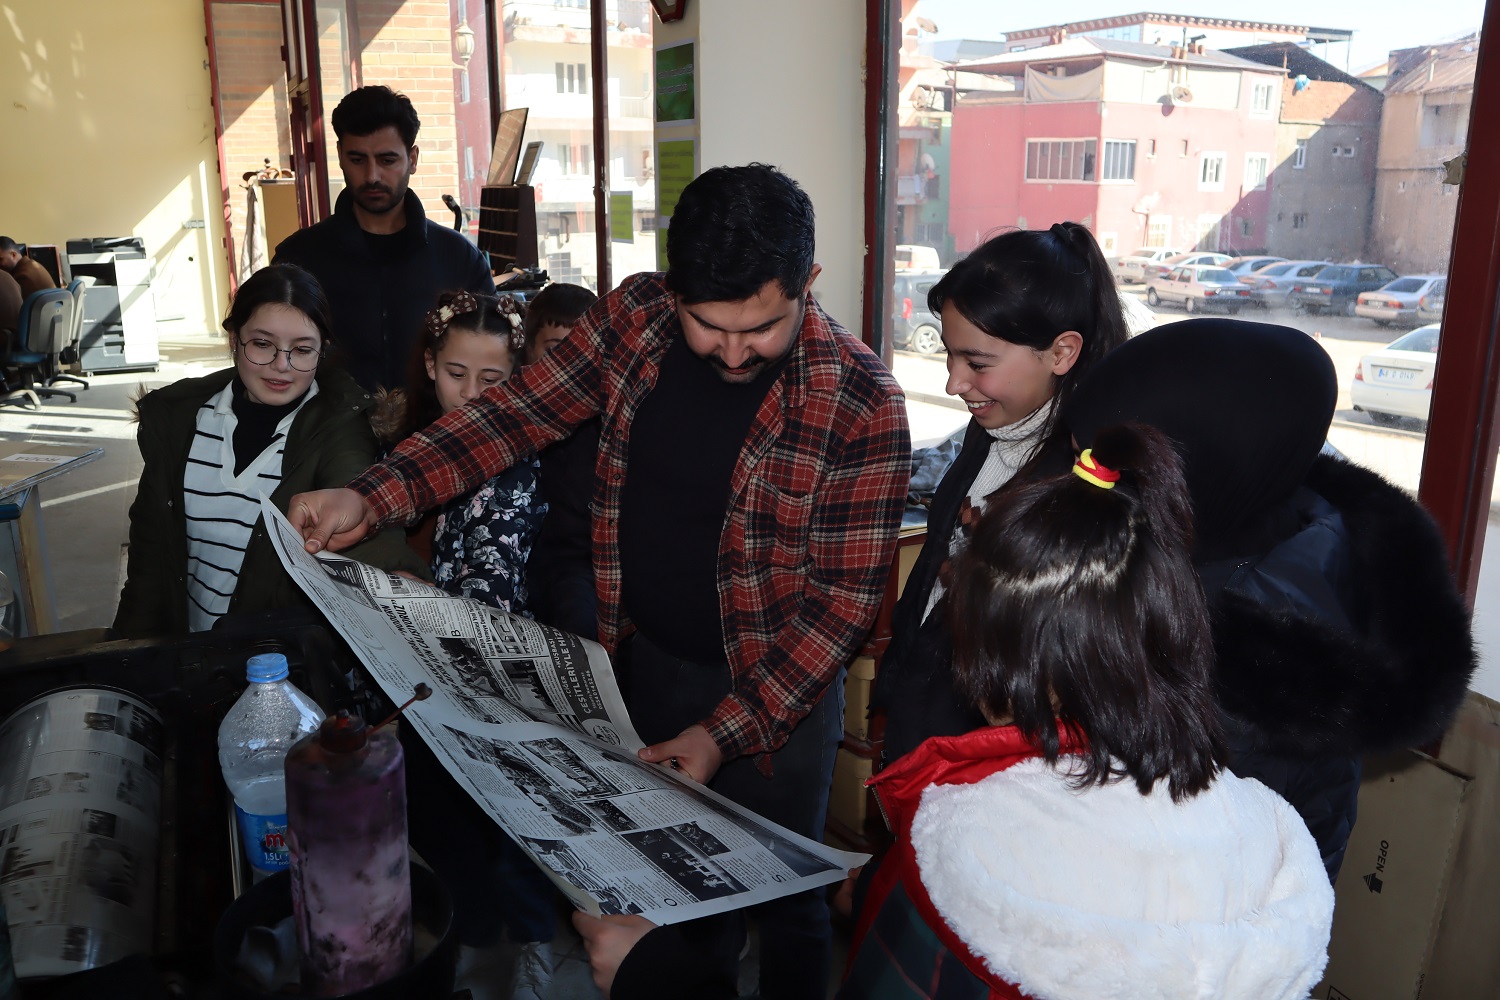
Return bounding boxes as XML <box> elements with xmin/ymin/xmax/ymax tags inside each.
<box><xmin>923</xmin><ymin>404</ymin><xmax>1051</xmax><ymax>621</ymax></box>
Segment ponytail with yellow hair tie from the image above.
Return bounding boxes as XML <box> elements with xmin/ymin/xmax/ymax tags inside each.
<box><xmin>1073</xmin><ymin>449</ymin><xmax>1120</xmax><ymax>490</ymax></box>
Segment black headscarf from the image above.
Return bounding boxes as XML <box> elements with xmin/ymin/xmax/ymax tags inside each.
<box><xmin>1061</xmin><ymin>318</ymin><xmax>1336</xmax><ymax>561</ymax></box>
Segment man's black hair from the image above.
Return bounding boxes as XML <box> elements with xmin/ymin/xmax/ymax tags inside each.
<box><xmin>331</xmin><ymin>86</ymin><xmax>421</xmax><ymax>148</ymax></box>
<box><xmin>665</xmin><ymin>163</ymin><xmax>815</xmax><ymax>304</ymax></box>
<box><xmin>0</xmin><ymin>237</ymin><xmax>20</xmax><ymax>253</ymax></box>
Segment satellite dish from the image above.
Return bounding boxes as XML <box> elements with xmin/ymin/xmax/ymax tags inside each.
<box><xmin>1170</xmin><ymin>85</ymin><xmax>1195</xmax><ymax>105</ymax></box>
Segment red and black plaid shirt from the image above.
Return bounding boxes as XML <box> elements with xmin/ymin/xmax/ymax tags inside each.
<box><xmin>350</xmin><ymin>273</ymin><xmax>911</xmax><ymax>760</ymax></box>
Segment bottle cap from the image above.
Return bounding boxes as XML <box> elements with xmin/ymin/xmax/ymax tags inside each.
<box><xmin>318</xmin><ymin>710</ymin><xmax>369</xmax><ymax>753</ymax></box>
<box><xmin>246</xmin><ymin>653</ymin><xmax>290</xmax><ymax>683</ymax></box>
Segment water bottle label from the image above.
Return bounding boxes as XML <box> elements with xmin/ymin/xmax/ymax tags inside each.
<box><xmin>236</xmin><ymin>804</ymin><xmax>290</xmax><ymax>874</ymax></box>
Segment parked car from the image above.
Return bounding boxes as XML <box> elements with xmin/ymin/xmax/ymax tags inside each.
<box><xmin>1112</xmin><ymin>246</ymin><xmax>1184</xmax><ymax>284</ymax></box>
<box><xmin>1141</xmin><ymin>252</ymin><xmax>1231</xmax><ymax>282</ymax></box>
<box><xmin>892</xmin><ymin>271</ymin><xmax>946</xmax><ymax>354</ymax></box>
<box><xmin>1146</xmin><ymin>265</ymin><xmax>1253</xmax><ymax>314</ymax></box>
<box><xmin>1351</xmin><ymin>323</ymin><xmax>1440</xmax><ymax>425</ymax></box>
<box><xmin>1417</xmin><ymin>278</ymin><xmax>1446</xmax><ymax>323</ymax></box>
<box><xmin>1289</xmin><ymin>263</ymin><xmax>1399</xmax><ymax>315</ymax></box>
<box><xmin>1222</xmin><ymin>255</ymin><xmax>1287</xmax><ymax>275</ymax></box>
<box><xmin>1241</xmin><ymin>260</ymin><xmax>1332</xmax><ymax>308</ymax></box>
<box><xmin>1354</xmin><ymin>275</ymin><xmax>1447</xmax><ymax>327</ymax></box>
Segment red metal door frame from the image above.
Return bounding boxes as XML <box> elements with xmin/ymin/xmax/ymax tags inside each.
<box><xmin>1418</xmin><ymin>0</ymin><xmax>1500</xmax><ymax>603</ymax></box>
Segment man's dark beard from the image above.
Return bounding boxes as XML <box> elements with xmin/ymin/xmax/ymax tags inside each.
<box><xmin>353</xmin><ymin>184</ymin><xmax>404</xmax><ymax>214</ymax></box>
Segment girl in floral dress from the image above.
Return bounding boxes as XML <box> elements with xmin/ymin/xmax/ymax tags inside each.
<box><xmin>400</xmin><ymin>290</ymin><xmax>547</xmax><ymax>612</ymax></box>
<box><xmin>397</xmin><ymin>290</ymin><xmax>558</xmax><ymax>999</ymax></box>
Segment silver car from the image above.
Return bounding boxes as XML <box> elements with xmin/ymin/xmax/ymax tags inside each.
<box><xmin>1239</xmin><ymin>259</ymin><xmax>1331</xmax><ymax>308</ymax></box>
<box><xmin>1146</xmin><ymin>266</ymin><xmax>1253</xmax><ymax>314</ymax></box>
<box><xmin>1355</xmin><ymin>275</ymin><xmax>1446</xmax><ymax>327</ymax></box>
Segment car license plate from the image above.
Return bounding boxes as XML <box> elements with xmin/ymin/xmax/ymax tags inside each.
<box><xmin>1376</xmin><ymin>367</ymin><xmax>1417</xmax><ymax>382</ymax></box>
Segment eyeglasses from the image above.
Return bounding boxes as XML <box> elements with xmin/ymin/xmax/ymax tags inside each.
<box><xmin>237</xmin><ymin>337</ymin><xmax>324</xmax><ymax>372</ymax></box>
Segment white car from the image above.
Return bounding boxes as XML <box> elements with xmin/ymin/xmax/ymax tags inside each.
<box><xmin>1146</xmin><ymin>265</ymin><xmax>1253</xmax><ymax>314</ymax></box>
<box><xmin>1354</xmin><ymin>275</ymin><xmax>1446</xmax><ymax>327</ymax></box>
<box><xmin>1351</xmin><ymin>324</ymin><xmax>1440</xmax><ymax>425</ymax></box>
<box><xmin>1141</xmin><ymin>251</ymin><xmax>1232</xmax><ymax>283</ymax></box>
<box><xmin>1112</xmin><ymin>247</ymin><xmax>1184</xmax><ymax>284</ymax></box>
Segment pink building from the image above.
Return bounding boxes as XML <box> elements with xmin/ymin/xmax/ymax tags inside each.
<box><xmin>948</xmin><ymin>38</ymin><xmax>1283</xmax><ymax>257</ymax></box>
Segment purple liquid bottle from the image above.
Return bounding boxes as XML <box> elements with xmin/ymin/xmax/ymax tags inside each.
<box><xmin>285</xmin><ymin>711</ymin><xmax>411</xmax><ymax>996</ymax></box>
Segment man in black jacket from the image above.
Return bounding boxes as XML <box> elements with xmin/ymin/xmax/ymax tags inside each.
<box><xmin>274</xmin><ymin>86</ymin><xmax>495</xmax><ymax>391</ymax></box>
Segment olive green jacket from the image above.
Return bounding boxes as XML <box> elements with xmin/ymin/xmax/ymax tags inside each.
<box><xmin>113</xmin><ymin>366</ymin><xmax>427</xmax><ymax>638</ymax></box>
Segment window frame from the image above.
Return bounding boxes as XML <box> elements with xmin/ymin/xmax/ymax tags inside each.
<box><xmin>1245</xmin><ymin>152</ymin><xmax>1270</xmax><ymax>191</ymax></box>
<box><xmin>1251</xmin><ymin>80</ymin><xmax>1275</xmax><ymax>115</ymax></box>
<box><xmin>1293</xmin><ymin>138</ymin><xmax>1308</xmax><ymax>169</ymax></box>
<box><xmin>1101</xmin><ymin>139</ymin><xmax>1137</xmax><ymax>182</ymax></box>
<box><xmin>1198</xmin><ymin>151</ymin><xmax>1226</xmax><ymax>191</ymax></box>
<box><xmin>1024</xmin><ymin>137</ymin><xmax>1099</xmax><ymax>183</ymax></box>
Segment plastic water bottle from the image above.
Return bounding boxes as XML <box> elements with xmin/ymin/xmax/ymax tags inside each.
<box><xmin>218</xmin><ymin>653</ymin><xmax>325</xmax><ymax>881</ymax></box>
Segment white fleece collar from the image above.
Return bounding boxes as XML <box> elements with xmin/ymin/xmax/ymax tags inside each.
<box><xmin>911</xmin><ymin>758</ymin><xmax>1333</xmax><ymax>1000</ymax></box>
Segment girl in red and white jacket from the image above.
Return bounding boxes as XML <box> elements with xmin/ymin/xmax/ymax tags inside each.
<box><xmin>841</xmin><ymin>424</ymin><xmax>1334</xmax><ymax>1000</ymax></box>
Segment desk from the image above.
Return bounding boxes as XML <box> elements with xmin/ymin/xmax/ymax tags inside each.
<box><xmin>0</xmin><ymin>442</ymin><xmax>103</xmax><ymax>636</ymax></box>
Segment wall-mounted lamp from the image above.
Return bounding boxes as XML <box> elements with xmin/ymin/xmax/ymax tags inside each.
<box><xmin>454</xmin><ymin>9</ymin><xmax>476</xmax><ymax>68</ymax></box>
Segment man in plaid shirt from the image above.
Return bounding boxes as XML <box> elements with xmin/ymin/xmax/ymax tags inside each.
<box><xmin>291</xmin><ymin>164</ymin><xmax>910</xmax><ymax>998</ymax></box>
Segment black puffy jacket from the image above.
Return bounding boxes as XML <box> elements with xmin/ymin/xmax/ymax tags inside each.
<box><xmin>274</xmin><ymin>189</ymin><xmax>495</xmax><ymax>392</ymax></box>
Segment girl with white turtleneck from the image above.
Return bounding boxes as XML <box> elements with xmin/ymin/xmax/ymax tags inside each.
<box><xmin>871</xmin><ymin>223</ymin><xmax>1131</xmax><ymax>764</ymax></box>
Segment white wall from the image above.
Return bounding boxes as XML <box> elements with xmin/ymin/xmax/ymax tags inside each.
<box><xmin>655</xmin><ymin>0</ymin><xmax>867</xmax><ymax>332</ymax></box>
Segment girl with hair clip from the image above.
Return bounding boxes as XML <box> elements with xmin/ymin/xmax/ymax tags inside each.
<box><xmin>871</xmin><ymin>221</ymin><xmax>1130</xmax><ymax>764</ymax></box>
<box><xmin>397</xmin><ymin>290</ymin><xmax>547</xmax><ymax>610</ymax></box>
<box><xmin>114</xmin><ymin>263</ymin><xmax>425</xmax><ymax>637</ymax></box>
<box><xmin>394</xmin><ymin>290</ymin><xmax>559</xmax><ymax>1000</ymax></box>
<box><xmin>841</xmin><ymin>424</ymin><xmax>1334</xmax><ymax>1000</ymax></box>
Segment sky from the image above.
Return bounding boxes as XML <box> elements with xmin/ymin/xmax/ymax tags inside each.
<box><xmin>918</xmin><ymin>0</ymin><xmax>1488</xmax><ymax>73</ymax></box>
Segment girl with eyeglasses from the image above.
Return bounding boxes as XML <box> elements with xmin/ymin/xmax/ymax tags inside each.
<box><xmin>114</xmin><ymin>263</ymin><xmax>425</xmax><ymax>637</ymax></box>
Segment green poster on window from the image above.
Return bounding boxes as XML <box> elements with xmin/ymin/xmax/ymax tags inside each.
<box><xmin>655</xmin><ymin>42</ymin><xmax>695</xmax><ymax>124</ymax></box>
<box><xmin>656</xmin><ymin>139</ymin><xmax>696</xmax><ymax>270</ymax></box>
<box><xmin>610</xmin><ymin>191</ymin><xmax>634</xmax><ymax>244</ymax></box>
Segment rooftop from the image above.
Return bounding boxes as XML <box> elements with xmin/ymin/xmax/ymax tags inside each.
<box><xmin>1003</xmin><ymin>11</ymin><xmax>1352</xmax><ymax>45</ymax></box>
<box><xmin>1222</xmin><ymin>42</ymin><xmax>1381</xmax><ymax>91</ymax></box>
<box><xmin>954</xmin><ymin>36</ymin><xmax>1273</xmax><ymax>74</ymax></box>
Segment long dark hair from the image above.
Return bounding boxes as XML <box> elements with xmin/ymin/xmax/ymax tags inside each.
<box><xmin>930</xmin><ymin>222</ymin><xmax>1127</xmax><ymax>424</ymax></box>
<box><xmin>949</xmin><ymin>423</ymin><xmax>1224</xmax><ymax>801</ymax></box>
<box><xmin>399</xmin><ymin>290</ymin><xmax>526</xmax><ymax>440</ymax></box>
<box><xmin>223</xmin><ymin>263</ymin><xmax>333</xmax><ymax>347</ymax></box>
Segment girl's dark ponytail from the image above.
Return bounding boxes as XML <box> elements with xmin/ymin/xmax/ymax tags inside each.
<box><xmin>1048</xmin><ymin>221</ymin><xmax>1129</xmax><ymax>395</ymax></box>
<box><xmin>951</xmin><ymin>421</ymin><xmax>1223</xmax><ymax>801</ymax></box>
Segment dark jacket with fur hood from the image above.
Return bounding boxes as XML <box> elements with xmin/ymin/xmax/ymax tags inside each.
<box><xmin>876</xmin><ymin>446</ymin><xmax>1473</xmax><ymax>883</ymax></box>
<box><xmin>114</xmin><ymin>366</ymin><xmax>428</xmax><ymax>638</ymax></box>
<box><xmin>1199</xmin><ymin>454</ymin><xmax>1473</xmax><ymax>879</ymax></box>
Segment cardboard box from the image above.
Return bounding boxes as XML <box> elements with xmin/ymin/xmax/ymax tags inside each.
<box><xmin>895</xmin><ymin>537</ymin><xmax>923</xmax><ymax>600</ymax></box>
<box><xmin>828</xmin><ymin>748</ymin><xmax>874</xmax><ymax>834</ymax></box>
<box><xmin>844</xmin><ymin>655</ymin><xmax>878</xmax><ymax>741</ymax></box>
<box><xmin>1316</xmin><ymin>750</ymin><xmax>1471</xmax><ymax>1000</ymax></box>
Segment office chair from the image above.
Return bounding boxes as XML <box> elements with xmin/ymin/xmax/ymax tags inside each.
<box><xmin>1</xmin><ymin>288</ymin><xmax>78</xmax><ymax>406</ymax></box>
<box><xmin>51</xmin><ymin>278</ymin><xmax>91</xmax><ymax>392</ymax></box>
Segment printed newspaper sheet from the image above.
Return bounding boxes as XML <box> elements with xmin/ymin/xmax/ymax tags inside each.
<box><xmin>263</xmin><ymin>499</ymin><xmax>868</xmax><ymax>925</ymax></box>
<box><xmin>0</xmin><ymin>688</ymin><xmax>164</xmax><ymax>979</ymax></box>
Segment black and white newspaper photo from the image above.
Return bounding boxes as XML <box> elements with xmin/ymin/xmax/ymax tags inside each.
<box><xmin>263</xmin><ymin>499</ymin><xmax>868</xmax><ymax>925</ymax></box>
<box><xmin>0</xmin><ymin>688</ymin><xmax>164</xmax><ymax>979</ymax></box>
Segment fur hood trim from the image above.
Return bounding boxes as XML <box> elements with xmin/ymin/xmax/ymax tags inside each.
<box><xmin>913</xmin><ymin>758</ymin><xmax>1333</xmax><ymax>1000</ymax></box>
<box><xmin>1210</xmin><ymin>454</ymin><xmax>1475</xmax><ymax>757</ymax></box>
<box><xmin>369</xmin><ymin>386</ymin><xmax>409</xmax><ymax>445</ymax></box>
